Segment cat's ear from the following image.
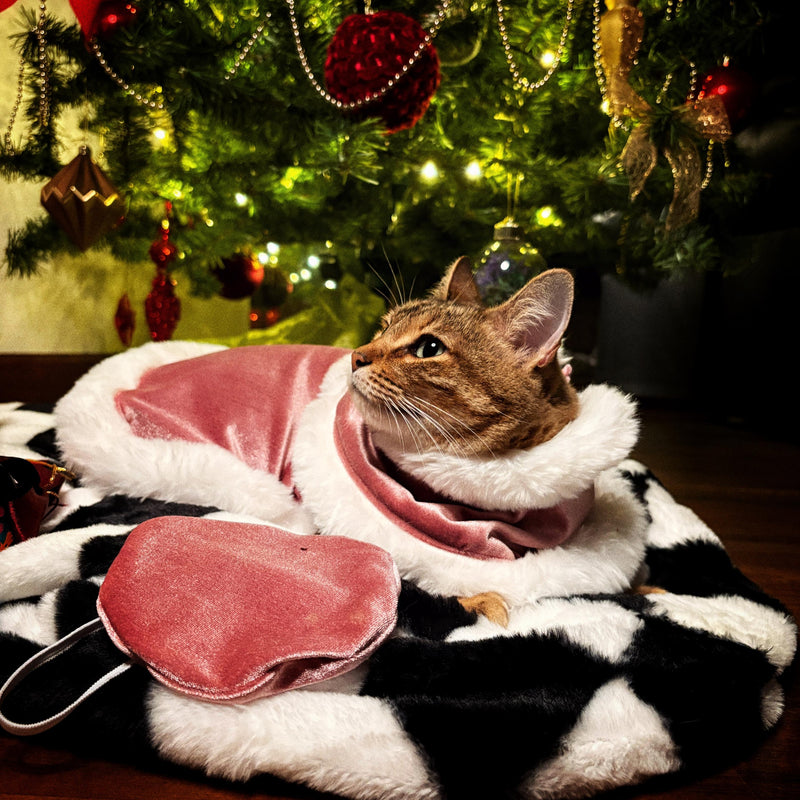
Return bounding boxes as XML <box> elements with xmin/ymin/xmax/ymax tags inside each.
<box><xmin>490</xmin><ymin>269</ymin><xmax>574</xmax><ymax>367</ymax></box>
<box><xmin>431</xmin><ymin>256</ymin><xmax>483</xmax><ymax>305</ymax></box>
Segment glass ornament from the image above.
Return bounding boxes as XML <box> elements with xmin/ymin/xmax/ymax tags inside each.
<box><xmin>474</xmin><ymin>217</ymin><xmax>547</xmax><ymax>305</ymax></box>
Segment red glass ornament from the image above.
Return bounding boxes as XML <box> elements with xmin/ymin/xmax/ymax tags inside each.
<box><xmin>94</xmin><ymin>1</ymin><xmax>138</xmax><ymax>40</ymax></box>
<box><xmin>324</xmin><ymin>11</ymin><xmax>440</xmax><ymax>134</ymax></box>
<box><xmin>213</xmin><ymin>252</ymin><xmax>265</xmax><ymax>300</ymax></box>
<box><xmin>114</xmin><ymin>292</ymin><xmax>136</xmax><ymax>346</ymax></box>
<box><xmin>697</xmin><ymin>63</ymin><xmax>756</xmax><ymax>130</ymax></box>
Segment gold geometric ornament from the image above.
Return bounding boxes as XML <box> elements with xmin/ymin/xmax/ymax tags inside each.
<box><xmin>40</xmin><ymin>146</ymin><xmax>126</xmax><ymax>251</ymax></box>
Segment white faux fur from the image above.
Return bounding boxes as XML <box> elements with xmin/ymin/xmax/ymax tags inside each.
<box><xmin>54</xmin><ymin>342</ymin><xmax>316</xmax><ymax>535</ymax></box>
<box><xmin>446</xmin><ymin>596</ymin><xmax>645</xmax><ymax>663</ymax></box>
<box><xmin>524</xmin><ymin>678</ymin><xmax>681</xmax><ymax>799</ymax></box>
<box><xmin>0</xmin><ymin>525</ymin><xmax>126</xmax><ymax>602</ymax></box>
<box><xmin>147</xmin><ymin>683</ymin><xmax>440</xmax><ymax>799</ymax></box>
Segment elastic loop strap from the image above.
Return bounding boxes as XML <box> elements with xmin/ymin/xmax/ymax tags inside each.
<box><xmin>0</xmin><ymin>617</ymin><xmax>132</xmax><ymax>736</ymax></box>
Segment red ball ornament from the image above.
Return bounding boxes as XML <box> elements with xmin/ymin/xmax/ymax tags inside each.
<box><xmin>94</xmin><ymin>1</ymin><xmax>138</xmax><ymax>40</ymax></box>
<box><xmin>213</xmin><ymin>252</ymin><xmax>265</xmax><ymax>300</ymax></box>
<box><xmin>697</xmin><ymin>63</ymin><xmax>756</xmax><ymax>130</ymax></box>
<box><xmin>324</xmin><ymin>11</ymin><xmax>440</xmax><ymax>134</ymax></box>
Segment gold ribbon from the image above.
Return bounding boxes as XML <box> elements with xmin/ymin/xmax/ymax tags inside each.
<box><xmin>598</xmin><ymin>0</ymin><xmax>732</xmax><ymax>230</ymax></box>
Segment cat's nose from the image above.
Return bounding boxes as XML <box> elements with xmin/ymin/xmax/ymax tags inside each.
<box><xmin>351</xmin><ymin>351</ymin><xmax>371</xmax><ymax>371</ymax></box>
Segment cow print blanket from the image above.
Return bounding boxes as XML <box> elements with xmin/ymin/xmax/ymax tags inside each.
<box><xmin>0</xmin><ymin>399</ymin><xmax>795</xmax><ymax>800</ymax></box>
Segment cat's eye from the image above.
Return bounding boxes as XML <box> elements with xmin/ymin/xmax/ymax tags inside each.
<box><xmin>412</xmin><ymin>335</ymin><xmax>446</xmax><ymax>359</ymax></box>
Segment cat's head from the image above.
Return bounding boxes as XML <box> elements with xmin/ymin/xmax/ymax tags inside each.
<box><xmin>348</xmin><ymin>257</ymin><xmax>579</xmax><ymax>456</ymax></box>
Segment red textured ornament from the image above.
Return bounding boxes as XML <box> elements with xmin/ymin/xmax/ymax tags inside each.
<box><xmin>114</xmin><ymin>292</ymin><xmax>136</xmax><ymax>346</ymax></box>
<box><xmin>145</xmin><ymin>218</ymin><xmax>180</xmax><ymax>341</ymax></box>
<box><xmin>145</xmin><ymin>270</ymin><xmax>180</xmax><ymax>341</ymax></box>
<box><xmin>94</xmin><ymin>1</ymin><xmax>138</xmax><ymax>40</ymax></box>
<box><xmin>697</xmin><ymin>63</ymin><xmax>756</xmax><ymax>130</ymax></box>
<box><xmin>324</xmin><ymin>11</ymin><xmax>440</xmax><ymax>134</ymax></box>
<box><xmin>214</xmin><ymin>252</ymin><xmax>265</xmax><ymax>300</ymax></box>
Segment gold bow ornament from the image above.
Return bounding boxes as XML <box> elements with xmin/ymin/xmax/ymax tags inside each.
<box><xmin>598</xmin><ymin>0</ymin><xmax>732</xmax><ymax>231</ymax></box>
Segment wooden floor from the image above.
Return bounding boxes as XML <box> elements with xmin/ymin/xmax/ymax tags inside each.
<box><xmin>1</xmin><ymin>405</ymin><xmax>798</xmax><ymax>800</ymax></box>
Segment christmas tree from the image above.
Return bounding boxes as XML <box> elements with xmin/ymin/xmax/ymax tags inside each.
<box><xmin>0</xmin><ymin>0</ymin><xmax>786</xmax><ymax>326</ymax></box>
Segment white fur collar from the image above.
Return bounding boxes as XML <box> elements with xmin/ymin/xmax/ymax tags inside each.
<box><xmin>373</xmin><ymin>384</ymin><xmax>639</xmax><ymax>511</ymax></box>
<box><xmin>292</xmin><ymin>358</ymin><xmax>648</xmax><ymax>605</ymax></box>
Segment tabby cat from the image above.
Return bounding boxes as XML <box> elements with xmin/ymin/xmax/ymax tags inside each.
<box><xmin>349</xmin><ymin>256</ymin><xmax>579</xmax><ymax>458</ymax></box>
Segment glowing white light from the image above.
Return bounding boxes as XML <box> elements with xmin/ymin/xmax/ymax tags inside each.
<box><xmin>307</xmin><ymin>255</ymin><xmax>321</xmax><ymax>268</ymax></box>
<box><xmin>257</xmin><ymin>251</ymin><xmax>268</xmax><ymax>264</ymax></box>
<box><xmin>266</xmin><ymin>242</ymin><xmax>280</xmax><ymax>255</ymax></box>
<box><xmin>324</xmin><ymin>279</ymin><xmax>338</xmax><ymax>290</ymax></box>
<box><xmin>234</xmin><ymin>192</ymin><xmax>248</xmax><ymax>207</ymax></box>
<box><xmin>465</xmin><ymin>160</ymin><xmax>482</xmax><ymax>180</ymax></box>
<box><xmin>539</xmin><ymin>50</ymin><xmax>556</xmax><ymax>69</ymax></box>
<box><xmin>420</xmin><ymin>160</ymin><xmax>440</xmax><ymax>181</ymax></box>
<box><xmin>289</xmin><ymin>272</ymin><xmax>300</xmax><ymax>283</ymax></box>
<box><xmin>300</xmin><ymin>268</ymin><xmax>312</xmax><ymax>281</ymax></box>
<box><xmin>500</xmin><ymin>260</ymin><xmax>511</xmax><ymax>271</ymax></box>
<box><xmin>153</xmin><ymin>128</ymin><xmax>167</xmax><ymax>141</ymax></box>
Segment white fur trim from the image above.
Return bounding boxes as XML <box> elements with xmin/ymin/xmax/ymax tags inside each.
<box><xmin>293</xmin><ymin>361</ymin><xmax>649</xmax><ymax>605</ymax></box>
<box><xmin>147</xmin><ymin>684</ymin><xmax>440</xmax><ymax>800</ymax></box>
<box><xmin>374</xmin><ymin>383</ymin><xmax>639</xmax><ymax>510</ymax></box>
<box><xmin>54</xmin><ymin>342</ymin><xmax>315</xmax><ymax>535</ymax></box>
<box><xmin>524</xmin><ymin>678</ymin><xmax>681</xmax><ymax>798</ymax></box>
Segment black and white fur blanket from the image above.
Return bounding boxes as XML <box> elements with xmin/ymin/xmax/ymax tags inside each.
<box><xmin>0</xmin><ymin>398</ymin><xmax>796</xmax><ymax>800</ymax></box>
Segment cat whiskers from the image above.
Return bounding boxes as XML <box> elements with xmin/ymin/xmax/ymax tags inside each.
<box><xmin>393</xmin><ymin>393</ymin><xmax>495</xmax><ymax>459</ymax></box>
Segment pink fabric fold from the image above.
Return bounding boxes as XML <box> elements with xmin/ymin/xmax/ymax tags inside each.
<box><xmin>333</xmin><ymin>395</ymin><xmax>594</xmax><ymax>561</ymax></box>
<box><xmin>116</xmin><ymin>345</ymin><xmax>346</xmax><ymax>489</ymax></box>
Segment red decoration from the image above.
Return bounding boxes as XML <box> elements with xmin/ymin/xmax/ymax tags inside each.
<box><xmin>114</xmin><ymin>292</ymin><xmax>136</xmax><ymax>346</ymax></box>
<box><xmin>67</xmin><ymin>1</ymin><xmax>104</xmax><ymax>38</ymax></box>
<box><xmin>213</xmin><ymin>252</ymin><xmax>265</xmax><ymax>300</ymax></box>
<box><xmin>40</xmin><ymin>147</ymin><xmax>125</xmax><ymax>251</ymax></box>
<box><xmin>697</xmin><ymin>63</ymin><xmax>756</xmax><ymax>130</ymax></box>
<box><xmin>145</xmin><ymin>214</ymin><xmax>181</xmax><ymax>341</ymax></box>
<box><xmin>0</xmin><ymin>1</ymin><xmax>21</xmax><ymax>12</ymax></box>
<box><xmin>94</xmin><ymin>1</ymin><xmax>138</xmax><ymax>40</ymax></box>
<box><xmin>324</xmin><ymin>11</ymin><xmax>440</xmax><ymax>134</ymax></box>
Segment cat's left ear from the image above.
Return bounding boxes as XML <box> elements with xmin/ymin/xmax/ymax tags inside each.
<box><xmin>490</xmin><ymin>269</ymin><xmax>574</xmax><ymax>367</ymax></box>
<box><xmin>431</xmin><ymin>256</ymin><xmax>483</xmax><ymax>306</ymax></box>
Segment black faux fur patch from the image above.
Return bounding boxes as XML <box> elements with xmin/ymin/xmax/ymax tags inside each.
<box><xmin>52</xmin><ymin>496</ymin><xmax>218</xmax><ymax>532</ymax></box>
<box><xmin>363</xmin><ymin>631</ymin><xmax>616</xmax><ymax>799</ymax></box>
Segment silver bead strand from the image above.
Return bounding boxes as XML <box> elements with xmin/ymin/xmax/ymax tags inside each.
<box><xmin>90</xmin><ymin>38</ymin><xmax>165</xmax><ymax>110</ymax></box>
<box><xmin>225</xmin><ymin>10</ymin><xmax>272</xmax><ymax>81</ymax></box>
<box><xmin>496</xmin><ymin>0</ymin><xmax>576</xmax><ymax>93</ymax></box>
<box><xmin>4</xmin><ymin>1</ymin><xmax>51</xmax><ymax>152</ymax></box>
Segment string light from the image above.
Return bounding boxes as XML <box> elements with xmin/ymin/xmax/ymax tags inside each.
<box><xmin>465</xmin><ymin>160</ymin><xmax>482</xmax><ymax>180</ymax></box>
<box><xmin>420</xmin><ymin>160</ymin><xmax>440</xmax><ymax>182</ymax></box>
